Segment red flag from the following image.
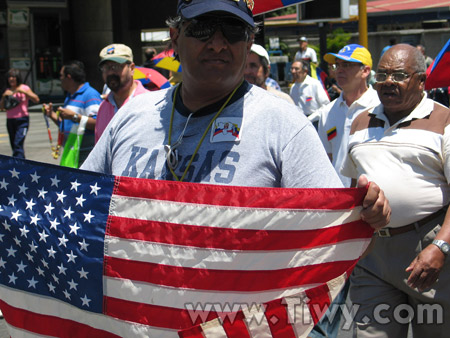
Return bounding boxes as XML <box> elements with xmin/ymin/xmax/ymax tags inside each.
<box><xmin>0</xmin><ymin>155</ymin><xmax>373</xmax><ymax>337</ymax></box>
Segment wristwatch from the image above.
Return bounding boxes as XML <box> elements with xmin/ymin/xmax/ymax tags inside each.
<box><xmin>432</xmin><ymin>239</ymin><xmax>450</xmax><ymax>256</ymax></box>
<box><xmin>72</xmin><ymin>114</ymin><xmax>80</xmax><ymax>123</ymax></box>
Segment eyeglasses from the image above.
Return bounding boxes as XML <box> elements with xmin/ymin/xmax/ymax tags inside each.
<box><xmin>184</xmin><ymin>16</ymin><xmax>250</xmax><ymax>44</ymax></box>
<box><xmin>100</xmin><ymin>63</ymin><xmax>129</xmax><ymax>73</ymax></box>
<box><xmin>374</xmin><ymin>72</ymin><xmax>416</xmax><ymax>83</ymax></box>
<box><xmin>331</xmin><ymin>62</ymin><xmax>363</xmax><ymax>70</ymax></box>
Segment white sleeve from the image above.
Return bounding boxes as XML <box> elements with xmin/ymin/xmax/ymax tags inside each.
<box><xmin>443</xmin><ymin>124</ymin><xmax>450</xmax><ymax>184</ymax></box>
<box><xmin>340</xmin><ymin>135</ymin><xmax>359</xmax><ymax>180</ymax></box>
<box><xmin>317</xmin><ymin>106</ymin><xmax>331</xmax><ymax>154</ymax></box>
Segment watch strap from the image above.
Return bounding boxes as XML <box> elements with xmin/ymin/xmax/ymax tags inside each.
<box><xmin>432</xmin><ymin>239</ymin><xmax>450</xmax><ymax>256</ymax></box>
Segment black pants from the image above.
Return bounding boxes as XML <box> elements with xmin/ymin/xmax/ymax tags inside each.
<box><xmin>7</xmin><ymin>116</ymin><xmax>29</xmax><ymax>158</ymax></box>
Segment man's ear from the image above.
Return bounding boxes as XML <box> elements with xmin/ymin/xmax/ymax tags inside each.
<box><xmin>362</xmin><ymin>65</ymin><xmax>371</xmax><ymax>77</ymax></box>
<box><xmin>265</xmin><ymin>65</ymin><xmax>271</xmax><ymax>78</ymax></box>
<box><xmin>419</xmin><ymin>72</ymin><xmax>427</xmax><ymax>84</ymax></box>
<box><xmin>170</xmin><ymin>28</ymin><xmax>180</xmax><ymax>54</ymax></box>
<box><xmin>418</xmin><ymin>72</ymin><xmax>427</xmax><ymax>90</ymax></box>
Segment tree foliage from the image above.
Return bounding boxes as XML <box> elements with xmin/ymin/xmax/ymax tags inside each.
<box><xmin>327</xmin><ymin>28</ymin><xmax>352</xmax><ymax>53</ymax></box>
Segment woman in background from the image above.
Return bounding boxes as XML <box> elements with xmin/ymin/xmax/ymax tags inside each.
<box><xmin>0</xmin><ymin>68</ymin><xmax>40</xmax><ymax>158</ymax></box>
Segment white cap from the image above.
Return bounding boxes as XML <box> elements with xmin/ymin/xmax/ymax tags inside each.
<box><xmin>250</xmin><ymin>44</ymin><xmax>270</xmax><ymax>64</ymax></box>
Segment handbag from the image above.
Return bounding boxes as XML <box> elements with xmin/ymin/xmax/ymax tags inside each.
<box><xmin>4</xmin><ymin>95</ymin><xmax>20</xmax><ymax>110</ymax></box>
<box><xmin>60</xmin><ymin>115</ymin><xmax>88</xmax><ymax>168</ymax></box>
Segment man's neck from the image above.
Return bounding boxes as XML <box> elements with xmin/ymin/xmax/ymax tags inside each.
<box><xmin>180</xmin><ymin>80</ymin><xmax>243</xmax><ymax>112</ymax></box>
<box><xmin>343</xmin><ymin>84</ymin><xmax>368</xmax><ymax>106</ymax></box>
<box><xmin>69</xmin><ymin>82</ymin><xmax>84</xmax><ymax>95</ymax></box>
<box><xmin>385</xmin><ymin>96</ymin><xmax>423</xmax><ymax>126</ymax></box>
<box><xmin>295</xmin><ymin>75</ymin><xmax>307</xmax><ymax>84</ymax></box>
<box><xmin>113</xmin><ymin>80</ymin><xmax>137</xmax><ymax>108</ymax></box>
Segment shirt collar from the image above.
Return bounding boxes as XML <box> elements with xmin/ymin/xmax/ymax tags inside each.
<box><xmin>338</xmin><ymin>86</ymin><xmax>377</xmax><ymax>108</ymax></box>
<box><xmin>175</xmin><ymin>81</ymin><xmax>250</xmax><ymax>117</ymax></box>
<box><xmin>106</xmin><ymin>80</ymin><xmax>146</xmax><ymax>111</ymax></box>
<box><xmin>69</xmin><ymin>82</ymin><xmax>89</xmax><ymax>98</ymax></box>
<box><xmin>371</xmin><ymin>92</ymin><xmax>430</xmax><ymax>127</ymax></box>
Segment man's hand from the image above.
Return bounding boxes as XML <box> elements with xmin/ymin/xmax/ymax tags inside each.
<box><xmin>43</xmin><ymin>103</ymin><xmax>54</xmax><ymax>117</ymax></box>
<box><xmin>406</xmin><ymin>244</ymin><xmax>444</xmax><ymax>291</ymax></box>
<box><xmin>58</xmin><ymin>107</ymin><xmax>77</xmax><ymax>120</ymax></box>
<box><xmin>358</xmin><ymin>175</ymin><xmax>391</xmax><ymax>230</ymax></box>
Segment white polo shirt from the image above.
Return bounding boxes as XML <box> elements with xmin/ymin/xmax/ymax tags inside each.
<box><xmin>290</xmin><ymin>75</ymin><xmax>330</xmax><ymax>117</ymax></box>
<box><xmin>317</xmin><ymin>87</ymin><xmax>380</xmax><ymax>187</ymax></box>
<box><xmin>294</xmin><ymin>47</ymin><xmax>318</xmax><ymax>63</ymax></box>
<box><xmin>342</xmin><ymin>95</ymin><xmax>450</xmax><ymax>227</ymax></box>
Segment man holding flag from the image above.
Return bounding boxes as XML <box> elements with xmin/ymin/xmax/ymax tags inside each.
<box><xmin>82</xmin><ymin>0</ymin><xmax>389</xmax><ymax>324</ymax></box>
<box><xmin>0</xmin><ymin>1</ymin><xmax>390</xmax><ymax>337</ymax></box>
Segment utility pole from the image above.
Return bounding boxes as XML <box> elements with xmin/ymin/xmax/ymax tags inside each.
<box><xmin>358</xmin><ymin>0</ymin><xmax>368</xmax><ymax>48</ymax></box>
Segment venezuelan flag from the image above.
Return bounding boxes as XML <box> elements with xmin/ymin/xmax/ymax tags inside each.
<box><xmin>425</xmin><ymin>38</ymin><xmax>450</xmax><ymax>90</ymax></box>
<box><xmin>327</xmin><ymin>126</ymin><xmax>337</xmax><ymax>141</ymax></box>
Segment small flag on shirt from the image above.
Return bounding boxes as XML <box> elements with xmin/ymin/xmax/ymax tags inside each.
<box><xmin>0</xmin><ymin>155</ymin><xmax>373</xmax><ymax>337</ymax></box>
<box><xmin>327</xmin><ymin>126</ymin><xmax>337</xmax><ymax>141</ymax></box>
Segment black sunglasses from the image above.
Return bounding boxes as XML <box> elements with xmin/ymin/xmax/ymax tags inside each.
<box><xmin>184</xmin><ymin>16</ymin><xmax>250</xmax><ymax>44</ymax></box>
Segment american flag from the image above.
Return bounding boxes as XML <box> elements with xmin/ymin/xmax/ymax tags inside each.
<box><xmin>0</xmin><ymin>155</ymin><xmax>373</xmax><ymax>337</ymax></box>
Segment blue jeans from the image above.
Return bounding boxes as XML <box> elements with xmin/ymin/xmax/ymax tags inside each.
<box><xmin>7</xmin><ymin>116</ymin><xmax>29</xmax><ymax>159</ymax></box>
<box><xmin>309</xmin><ymin>280</ymin><xmax>350</xmax><ymax>338</ymax></box>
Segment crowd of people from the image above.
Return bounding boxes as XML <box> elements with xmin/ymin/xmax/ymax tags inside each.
<box><xmin>0</xmin><ymin>0</ymin><xmax>449</xmax><ymax>337</ymax></box>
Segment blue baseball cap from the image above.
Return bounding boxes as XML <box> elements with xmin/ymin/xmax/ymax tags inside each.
<box><xmin>177</xmin><ymin>0</ymin><xmax>255</xmax><ymax>27</ymax></box>
<box><xmin>324</xmin><ymin>44</ymin><xmax>373</xmax><ymax>68</ymax></box>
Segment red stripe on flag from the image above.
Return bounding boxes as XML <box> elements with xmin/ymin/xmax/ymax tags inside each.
<box><xmin>107</xmin><ymin>216</ymin><xmax>372</xmax><ymax>251</ymax></box>
<box><xmin>0</xmin><ymin>299</ymin><xmax>120</xmax><ymax>338</ymax></box>
<box><xmin>104</xmin><ymin>256</ymin><xmax>355</xmax><ymax>291</ymax></box>
<box><xmin>115</xmin><ymin>176</ymin><xmax>367</xmax><ymax>210</ymax></box>
<box><xmin>104</xmin><ymin>296</ymin><xmax>218</xmax><ymax>330</ymax></box>
<box><xmin>264</xmin><ymin>299</ymin><xmax>297</xmax><ymax>338</ymax></box>
<box><xmin>178</xmin><ymin>325</ymin><xmax>204</xmax><ymax>338</ymax></box>
<box><xmin>222</xmin><ymin>311</ymin><xmax>252</xmax><ymax>338</ymax></box>
<box><xmin>305</xmin><ymin>283</ymin><xmax>332</xmax><ymax>324</ymax></box>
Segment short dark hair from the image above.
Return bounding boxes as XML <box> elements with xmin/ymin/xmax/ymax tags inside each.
<box><xmin>6</xmin><ymin>68</ymin><xmax>22</xmax><ymax>87</ymax></box>
<box><xmin>295</xmin><ymin>59</ymin><xmax>310</xmax><ymax>72</ymax></box>
<box><xmin>144</xmin><ymin>47</ymin><xmax>157</xmax><ymax>60</ymax></box>
<box><xmin>63</xmin><ymin>60</ymin><xmax>86</xmax><ymax>83</ymax></box>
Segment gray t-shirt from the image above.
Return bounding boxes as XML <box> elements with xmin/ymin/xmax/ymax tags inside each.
<box><xmin>81</xmin><ymin>83</ymin><xmax>342</xmax><ymax>189</ymax></box>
